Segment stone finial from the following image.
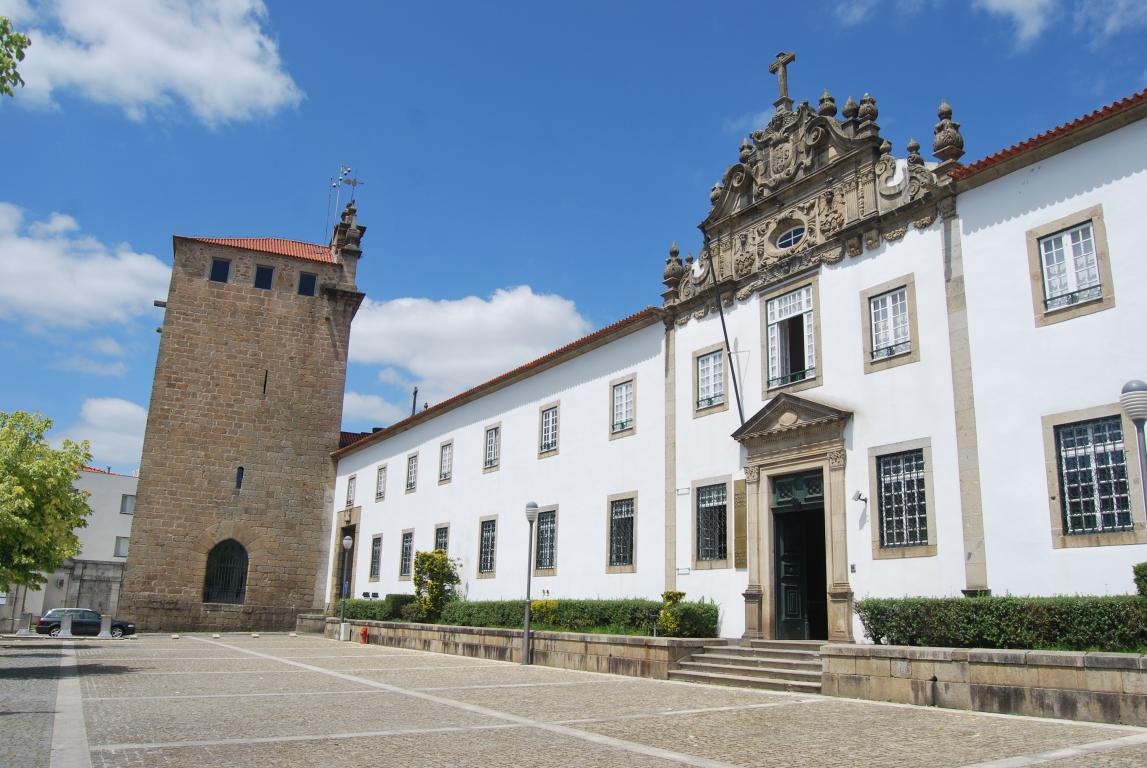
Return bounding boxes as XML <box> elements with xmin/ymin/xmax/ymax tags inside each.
<box><xmin>818</xmin><ymin>89</ymin><xmax>837</xmax><ymax>117</ymax></box>
<box><xmin>906</xmin><ymin>138</ymin><xmax>923</xmax><ymax>166</ymax></box>
<box><xmin>340</xmin><ymin>200</ymin><xmax>357</xmax><ymax>226</ymax></box>
<box><xmin>663</xmin><ymin>242</ymin><xmax>684</xmax><ymax>287</ymax></box>
<box><xmin>710</xmin><ymin>182</ymin><xmax>724</xmax><ymax>206</ymax></box>
<box><xmin>739</xmin><ymin>138</ymin><xmax>752</xmax><ymax>162</ymax></box>
<box><xmin>932</xmin><ymin>100</ymin><xmax>965</xmax><ymax>163</ymax></box>
<box><xmin>858</xmin><ymin>93</ymin><xmax>878</xmax><ymax>122</ymax></box>
<box><xmin>842</xmin><ymin>95</ymin><xmax>859</xmax><ymax>120</ymax></box>
<box><xmin>879</xmin><ymin>139</ymin><xmax>892</xmax><ymax>156</ymax></box>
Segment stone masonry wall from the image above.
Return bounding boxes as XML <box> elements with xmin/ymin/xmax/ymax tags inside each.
<box><xmin>120</xmin><ymin>239</ymin><xmax>362</xmax><ymax>631</ymax></box>
<box><xmin>822</xmin><ymin>644</ymin><xmax>1147</xmax><ymax>726</ymax></box>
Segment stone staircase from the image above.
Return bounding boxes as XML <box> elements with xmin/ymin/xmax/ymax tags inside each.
<box><xmin>667</xmin><ymin>640</ymin><xmax>824</xmax><ymax>693</ymax></box>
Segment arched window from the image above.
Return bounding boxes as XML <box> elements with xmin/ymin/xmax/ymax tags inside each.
<box><xmin>202</xmin><ymin>539</ymin><xmax>248</xmax><ymax>604</ymax></box>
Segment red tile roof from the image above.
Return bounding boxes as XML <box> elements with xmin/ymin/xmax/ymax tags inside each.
<box><xmin>183</xmin><ymin>237</ymin><xmax>336</xmax><ymax>264</ymax></box>
<box><xmin>334</xmin><ymin>307</ymin><xmax>665</xmax><ymax>458</ymax></box>
<box><xmin>951</xmin><ymin>89</ymin><xmax>1147</xmax><ymax>182</ymax></box>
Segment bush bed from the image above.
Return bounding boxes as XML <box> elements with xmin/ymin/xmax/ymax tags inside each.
<box><xmin>338</xmin><ymin>593</ymin><xmax>416</xmax><ymax>622</ymax></box>
<box><xmin>440</xmin><ymin>598</ymin><xmax>719</xmax><ymax>638</ymax></box>
<box><xmin>855</xmin><ymin>595</ymin><xmax>1147</xmax><ymax>651</ymax></box>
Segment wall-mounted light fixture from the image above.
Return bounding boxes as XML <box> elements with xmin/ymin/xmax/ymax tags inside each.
<box><xmin>851</xmin><ymin>491</ymin><xmax>868</xmax><ymax>503</ymax></box>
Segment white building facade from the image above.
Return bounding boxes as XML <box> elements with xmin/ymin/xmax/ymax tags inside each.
<box><xmin>331</xmin><ymin>81</ymin><xmax>1147</xmax><ymax>642</ymax></box>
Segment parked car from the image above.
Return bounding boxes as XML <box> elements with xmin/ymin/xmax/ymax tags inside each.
<box><xmin>35</xmin><ymin>608</ymin><xmax>136</xmax><ymax>638</ymax></box>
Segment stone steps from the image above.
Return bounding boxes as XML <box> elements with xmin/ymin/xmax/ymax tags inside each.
<box><xmin>668</xmin><ymin>640</ymin><xmax>824</xmax><ymax>693</ymax></box>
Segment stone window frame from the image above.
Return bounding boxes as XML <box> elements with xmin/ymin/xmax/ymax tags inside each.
<box><xmin>375</xmin><ymin>464</ymin><xmax>387</xmax><ymax>501</ymax></box>
<box><xmin>398</xmin><ymin>529</ymin><xmax>414</xmax><ymax>580</ymax></box>
<box><xmin>114</xmin><ymin>536</ymin><xmax>130</xmax><ymax>558</ymax></box>
<box><xmin>345</xmin><ymin>474</ymin><xmax>356</xmax><ymax>508</ymax></box>
<box><xmin>860</xmin><ymin>274</ymin><xmax>920</xmax><ymax>375</ymax></box>
<box><xmin>405</xmin><ymin>453</ymin><xmax>418</xmax><ymax>493</ymax></box>
<box><xmin>760</xmin><ymin>274</ymin><xmax>823</xmax><ymax>396</ymax></box>
<box><xmin>483</xmin><ymin>423</ymin><xmax>501</xmax><ymax>473</ymax></box>
<box><xmin>477</xmin><ymin>515</ymin><xmax>498</xmax><ymax>578</ymax></box>
<box><xmin>253</xmin><ymin>264</ymin><xmax>274</xmax><ymax>290</ymax></box>
<box><xmin>439</xmin><ymin>440</ymin><xmax>454</xmax><ymax>484</ymax></box>
<box><xmin>1026</xmin><ymin>204</ymin><xmax>1115</xmax><ymax>327</ymax></box>
<box><xmin>868</xmin><ymin>437</ymin><xmax>937</xmax><ymax>560</ymax></box>
<box><xmin>692</xmin><ymin>343</ymin><xmax>729</xmax><ymax>418</ymax></box>
<box><xmin>434</xmin><ymin>523</ymin><xmax>449</xmax><ymax>553</ymax></box>
<box><xmin>691</xmin><ymin>475</ymin><xmax>733</xmax><ymax>570</ymax></box>
<box><xmin>605</xmin><ymin>491</ymin><xmax>638</xmax><ymax>574</ymax></box>
<box><xmin>208</xmin><ymin>257</ymin><xmax>231</xmax><ymax>284</ymax></box>
<box><xmin>533</xmin><ymin>505</ymin><xmax>558</xmax><ymax>576</ymax></box>
<box><xmin>609</xmin><ymin>373</ymin><xmax>637</xmax><ymax>440</ymax></box>
<box><xmin>538</xmin><ymin>402</ymin><xmax>560</xmax><ymax>458</ymax></box>
<box><xmin>368</xmin><ymin>534</ymin><xmax>382</xmax><ymax>581</ymax></box>
<box><xmin>1042</xmin><ymin>403</ymin><xmax>1147</xmax><ymax>549</ymax></box>
<box><xmin>119</xmin><ymin>494</ymin><xmax>136</xmax><ymax>515</ymax></box>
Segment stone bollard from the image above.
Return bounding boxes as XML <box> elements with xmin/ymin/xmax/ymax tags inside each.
<box><xmin>58</xmin><ymin>613</ymin><xmax>74</xmax><ymax>638</ymax></box>
<box><xmin>97</xmin><ymin>615</ymin><xmax>112</xmax><ymax>638</ymax></box>
<box><xmin>15</xmin><ymin>612</ymin><xmax>35</xmax><ymax>636</ymax></box>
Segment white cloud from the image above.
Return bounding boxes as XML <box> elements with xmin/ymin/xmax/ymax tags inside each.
<box><xmin>14</xmin><ymin>0</ymin><xmax>302</xmax><ymax>125</ymax></box>
<box><xmin>348</xmin><ymin>286</ymin><xmax>593</xmax><ymax>414</ymax></box>
<box><xmin>0</xmin><ymin>202</ymin><xmax>170</xmax><ymax>327</ymax></box>
<box><xmin>59</xmin><ymin>397</ymin><xmax>147</xmax><ymax>471</ymax></box>
<box><xmin>1073</xmin><ymin>0</ymin><xmax>1147</xmax><ymax>39</ymax></box>
<box><xmin>55</xmin><ymin>355</ymin><xmax>126</xmax><ymax>376</ymax></box>
<box><xmin>973</xmin><ymin>0</ymin><xmax>1058</xmax><ymax>46</ymax></box>
<box><xmin>342</xmin><ymin>392</ymin><xmax>408</xmax><ymax>427</ymax></box>
<box><xmin>90</xmin><ymin>337</ymin><xmax>125</xmax><ymax>356</ymax></box>
<box><xmin>834</xmin><ymin>0</ymin><xmax>881</xmax><ymax>25</ymax></box>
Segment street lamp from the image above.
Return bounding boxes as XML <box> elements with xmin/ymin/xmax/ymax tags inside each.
<box><xmin>339</xmin><ymin>535</ymin><xmax>353</xmax><ymax>633</ymax></box>
<box><xmin>1120</xmin><ymin>380</ymin><xmax>1147</xmax><ymax>513</ymax></box>
<box><xmin>522</xmin><ymin>501</ymin><xmax>539</xmax><ymax>665</ymax></box>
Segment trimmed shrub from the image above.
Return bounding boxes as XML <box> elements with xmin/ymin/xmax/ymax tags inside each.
<box><xmin>855</xmin><ymin>595</ymin><xmax>1147</xmax><ymax>651</ymax></box>
<box><xmin>383</xmin><ymin>593</ymin><xmax>416</xmax><ymax>620</ymax></box>
<box><xmin>412</xmin><ymin>549</ymin><xmax>461</xmax><ymax>621</ymax></box>
<box><xmin>339</xmin><ymin>593</ymin><xmax>416</xmax><ymax>621</ymax></box>
<box><xmin>1134</xmin><ymin>563</ymin><xmax>1147</xmax><ymax>599</ymax></box>
<box><xmin>438</xmin><ymin>598</ymin><xmax>717</xmax><ymax>637</ymax></box>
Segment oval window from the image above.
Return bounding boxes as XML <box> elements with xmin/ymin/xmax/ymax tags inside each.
<box><xmin>776</xmin><ymin>225</ymin><xmax>805</xmax><ymax>249</ymax></box>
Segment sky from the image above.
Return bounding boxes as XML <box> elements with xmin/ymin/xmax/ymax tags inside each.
<box><xmin>1</xmin><ymin>0</ymin><xmax>1145</xmax><ymax>474</ymax></box>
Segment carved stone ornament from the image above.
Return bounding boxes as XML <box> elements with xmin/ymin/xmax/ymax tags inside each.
<box><xmin>864</xmin><ymin>230</ymin><xmax>880</xmax><ymax>251</ymax></box>
<box><xmin>933</xmin><ymin>100</ymin><xmax>965</xmax><ymax>163</ymax></box>
<box><xmin>745</xmin><ymin>465</ymin><xmax>761</xmax><ymax>483</ymax></box>
<box><xmin>883</xmin><ymin>225</ymin><xmax>908</xmax><ymax>242</ymax></box>
<box><xmin>818</xmin><ymin>89</ymin><xmax>837</xmax><ymax>117</ymax></box>
<box><xmin>827</xmin><ymin>448</ymin><xmax>845</xmax><ymax>468</ymax></box>
<box><xmin>913</xmin><ymin>214</ymin><xmax>936</xmax><ymax>230</ymax></box>
<box><xmin>662</xmin><ymin>242</ymin><xmax>684</xmax><ymax>288</ymax></box>
<box><xmin>845</xmin><ymin>236</ymin><xmax>863</xmax><ymax>258</ymax></box>
<box><xmin>938</xmin><ymin>197</ymin><xmax>957</xmax><ymax>219</ymax></box>
<box><xmin>857</xmin><ymin>93</ymin><xmax>878</xmax><ymax>123</ymax></box>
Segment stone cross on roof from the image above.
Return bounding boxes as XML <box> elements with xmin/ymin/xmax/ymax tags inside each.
<box><xmin>768</xmin><ymin>51</ymin><xmax>796</xmax><ymax>113</ymax></box>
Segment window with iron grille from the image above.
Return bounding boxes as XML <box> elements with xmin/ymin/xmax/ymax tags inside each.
<box><xmin>535</xmin><ymin>509</ymin><xmax>556</xmax><ymax>569</ymax></box>
<box><xmin>345</xmin><ymin>475</ymin><xmax>356</xmax><ymax>508</ymax></box>
<box><xmin>766</xmin><ymin>284</ymin><xmax>816</xmax><ymax>388</ymax></box>
<box><xmin>612</xmin><ymin>379</ymin><xmax>634</xmax><ymax>433</ymax></box>
<box><xmin>369</xmin><ymin>535</ymin><xmax>382</xmax><ymax>579</ymax></box>
<box><xmin>202</xmin><ymin>539</ymin><xmax>248</xmax><ymax>604</ymax></box>
<box><xmin>479</xmin><ymin>519</ymin><xmax>497</xmax><ymax>573</ymax></box>
<box><xmin>696</xmin><ymin>351</ymin><xmax>724</xmax><ymax>409</ymax></box>
<box><xmin>399</xmin><ymin>531</ymin><xmax>414</xmax><ymax>577</ymax></box>
<box><xmin>435</xmin><ymin>526</ymin><xmax>449</xmax><ymax>552</ymax></box>
<box><xmin>869</xmin><ymin>287</ymin><xmax>910</xmax><ymax>360</ymax></box>
<box><xmin>540</xmin><ymin>407</ymin><xmax>558</xmax><ymax>453</ymax></box>
<box><xmin>696</xmin><ymin>484</ymin><xmax>728</xmax><ymax>561</ymax></box>
<box><xmin>406</xmin><ymin>454</ymin><xmax>418</xmax><ymax>491</ymax></box>
<box><xmin>484</xmin><ymin>426</ymin><xmax>500</xmax><ymax>469</ymax></box>
<box><xmin>1055</xmin><ymin>416</ymin><xmax>1131</xmax><ymax>534</ymax></box>
<box><xmin>1040</xmin><ymin>222</ymin><xmax>1100</xmax><ymax>311</ymax></box>
<box><xmin>439</xmin><ymin>442</ymin><xmax>453</xmax><ymax>481</ymax></box>
<box><xmin>877</xmin><ymin>449</ymin><xmax>928</xmax><ymax>547</ymax></box>
<box><xmin>375</xmin><ymin>465</ymin><xmax>386</xmax><ymax>500</ymax></box>
<box><xmin>609</xmin><ymin>498</ymin><xmax>635</xmax><ymax>567</ymax></box>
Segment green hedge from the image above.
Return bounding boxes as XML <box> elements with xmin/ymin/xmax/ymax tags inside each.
<box><xmin>338</xmin><ymin>593</ymin><xmax>416</xmax><ymax>621</ymax></box>
<box><xmin>1134</xmin><ymin>562</ymin><xmax>1147</xmax><ymax>599</ymax></box>
<box><xmin>439</xmin><ymin>598</ymin><xmax>719</xmax><ymax>638</ymax></box>
<box><xmin>855</xmin><ymin>596</ymin><xmax>1147</xmax><ymax>651</ymax></box>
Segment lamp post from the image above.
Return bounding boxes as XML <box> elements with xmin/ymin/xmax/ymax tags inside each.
<box><xmin>1121</xmin><ymin>380</ymin><xmax>1147</xmax><ymax>514</ymax></box>
<box><xmin>522</xmin><ymin>501</ymin><xmax>539</xmax><ymax>665</ymax></box>
<box><xmin>339</xmin><ymin>535</ymin><xmax>353</xmax><ymax>636</ymax></box>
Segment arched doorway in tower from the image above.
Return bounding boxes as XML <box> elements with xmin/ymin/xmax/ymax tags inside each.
<box><xmin>202</xmin><ymin>539</ymin><xmax>248</xmax><ymax>604</ymax></box>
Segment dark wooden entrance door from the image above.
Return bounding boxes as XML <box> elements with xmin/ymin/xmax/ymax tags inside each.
<box><xmin>772</xmin><ymin>471</ymin><xmax>827</xmax><ymax>640</ymax></box>
<box><xmin>775</xmin><ymin>512</ymin><xmax>808</xmax><ymax>640</ymax></box>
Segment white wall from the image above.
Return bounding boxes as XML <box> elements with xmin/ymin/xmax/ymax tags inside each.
<box><xmin>74</xmin><ymin>469</ymin><xmax>137</xmax><ymax>561</ymax></box>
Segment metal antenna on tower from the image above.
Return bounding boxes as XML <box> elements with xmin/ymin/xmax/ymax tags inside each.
<box><xmin>331</xmin><ymin>165</ymin><xmax>352</xmax><ymax>223</ymax></box>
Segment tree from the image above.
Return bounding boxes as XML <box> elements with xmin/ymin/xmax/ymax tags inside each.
<box><xmin>411</xmin><ymin>549</ymin><xmax>461</xmax><ymax>622</ymax></box>
<box><xmin>0</xmin><ymin>16</ymin><xmax>31</xmax><ymax>98</ymax></box>
<box><xmin>0</xmin><ymin>411</ymin><xmax>92</xmax><ymax>590</ymax></box>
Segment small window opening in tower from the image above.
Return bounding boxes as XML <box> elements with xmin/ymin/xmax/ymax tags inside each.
<box><xmin>209</xmin><ymin>258</ymin><xmax>231</xmax><ymax>283</ymax></box>
<box><xmin>236</xmin><ymin>466</ymin><xmax>244</xmax><ymax>490</ymax></box>
<box><xmin>298</xmin><ymin>272</ymin><xmax>317</xmax><ymax>296</ymax></box>
<box><xmin>254</xmin><ymin>265</ymin><xmax>274</xmax><ymax>290</ymax></box>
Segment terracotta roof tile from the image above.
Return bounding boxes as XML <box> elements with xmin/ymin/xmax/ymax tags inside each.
<box><xmin>184</xmin><ymin>237</ymin><xmax>336</xmax><ymax>264</ymax></box>
<box><xmin>951</xmin><ymin>89</ymin><xmax>1147</xmax><ymax>181</ymax></box>
<box><xmin>335</xmin><ymin>307</ymin><xmax>664</xmax><ymax>457</ymax></box>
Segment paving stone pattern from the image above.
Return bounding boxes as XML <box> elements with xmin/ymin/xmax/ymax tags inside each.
<box><xmin>7</xmin><ymin>634</ymin><xmax>1147</xmax><ymax>767</ymax></box>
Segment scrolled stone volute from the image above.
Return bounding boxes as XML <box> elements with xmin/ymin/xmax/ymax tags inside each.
<box><xmin>933</xmin><ymin>100</ymin><xmax>965</xmax><ymax>162</ymax></box>
<box><xmin>858</xmin><ymin>93</ymin><xmax>878</xmax><ymax>122</ymax></box>
<box><xmin>663</xmin><ymin>242</ymin><xmax>684</xmax><ymax>287</ymax></box>
<box><xmin>841</xmin><ymin>95</ymin><xmax>859</xmax><ymax>120</ymax></box>
<box><xmin>818</xmin><ymin>89</ymin><xmax>837</xmax><ymax>117</ymax></box>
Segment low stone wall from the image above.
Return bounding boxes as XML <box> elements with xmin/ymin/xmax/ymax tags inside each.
<box><xmin>296</xmin><ymin>614</ymin><xmax>326</xmax><ymax>634</ymax></box>
<box><xmin>822</xmin><ymin>644</ymin><xmax>1147</xmax><ymax>726</ymax></box>
<box><xmin>126</xmin><ymin>598</ymin><xmax>307</xmax><ymax>631</ymax></box>
<box><xmin>311</xmin><ymin>617</ymin><xmax>713</xmax><ymax>679</ymax></box>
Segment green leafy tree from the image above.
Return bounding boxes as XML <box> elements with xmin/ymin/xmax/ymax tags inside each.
<box><xmin>0</xmin><ymin>16</ymin><xmax>31</xmax><ymax>98</ymax></box>
<box><xmin>411</xmin><ymin>548</ymin><xmax>461</xmax><ymax>622</ymax></box>
<box><xmin>0</xmin><ymin>411</ymin><xmax>92</xmax><ymax>589</ymax></box>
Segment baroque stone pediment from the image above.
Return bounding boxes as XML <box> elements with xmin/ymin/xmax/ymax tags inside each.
<box><xmin>732</xmin><ymin>394</ymin><xmax>852</xmax><ymax>462</ymax></box>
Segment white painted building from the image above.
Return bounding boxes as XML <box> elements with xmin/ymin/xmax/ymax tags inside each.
<box><xmin>330</xmin><ymin>82</ymin><xmax>1147</xmax><ymax>642</ymax></box>
<box><xmin>0</xmin><ymin>467</ymin><xmax>137</xmax><ymax>630</ymax></box>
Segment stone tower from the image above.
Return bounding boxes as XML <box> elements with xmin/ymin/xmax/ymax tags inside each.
<box><xmin>120</xmin><ymin>203</ymin><xmax>366</xmax><ymax>631</ymax></box>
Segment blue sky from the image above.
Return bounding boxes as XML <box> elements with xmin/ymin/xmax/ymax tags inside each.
<box><xmin>1</xmin><ymin>0</ymin><xmax>1144</xmax><ymax>473</ymax></box>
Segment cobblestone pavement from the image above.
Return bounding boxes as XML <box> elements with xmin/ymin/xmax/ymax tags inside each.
<box><xmin>5</xmin><ymin>634</ymin><xmax>1147</xmax><ymax>767</ymax></box>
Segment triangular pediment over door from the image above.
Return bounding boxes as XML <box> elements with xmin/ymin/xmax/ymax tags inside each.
<box><xmin>732</xmin><ymin>393</ymin><xmax>851</xmax><ymax>462</ymax></box>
